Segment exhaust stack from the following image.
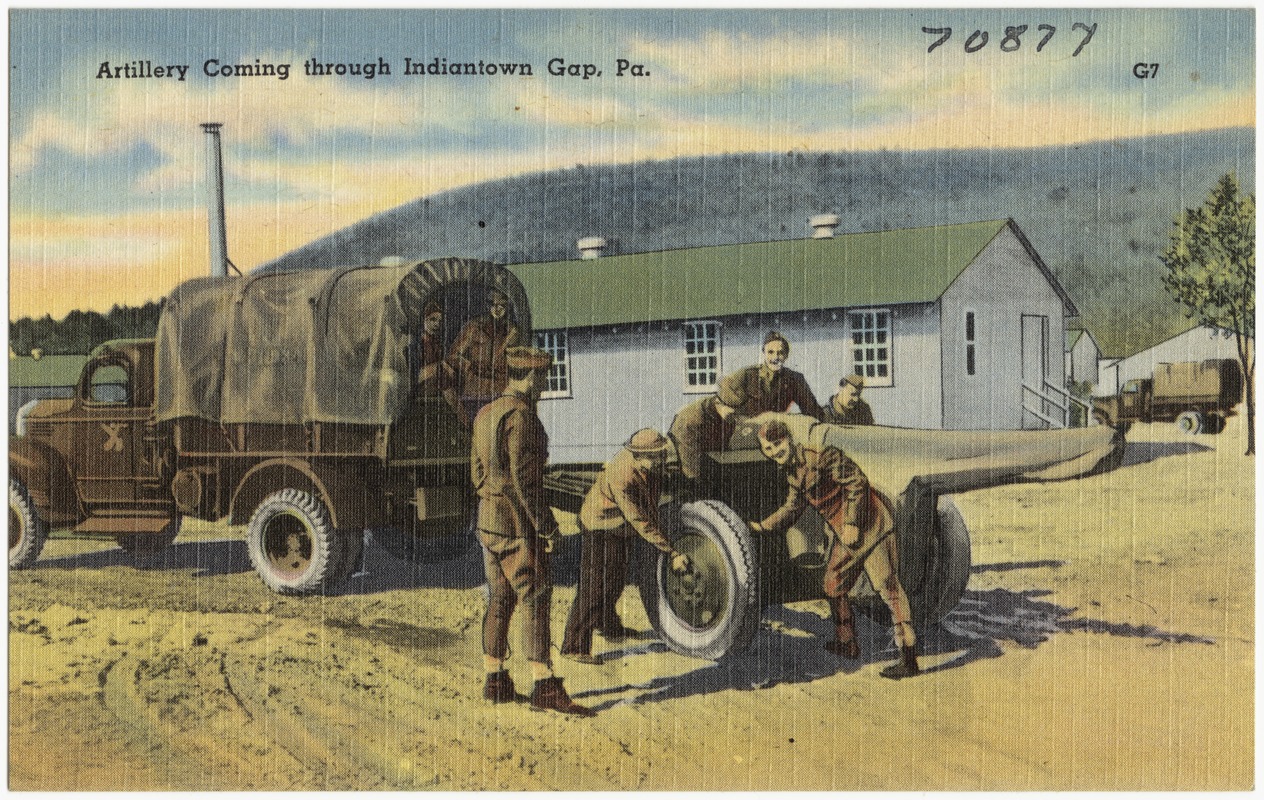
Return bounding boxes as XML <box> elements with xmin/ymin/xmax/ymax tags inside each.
<box><xmin>202</xmin><ymin>122</ymin><xmax>229</xmax><ymax>277</ymax></box>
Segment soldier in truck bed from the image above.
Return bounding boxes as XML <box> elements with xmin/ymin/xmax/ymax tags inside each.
<box><xmin>669</xmin><ymin>330</ymin><xmax>825</xmax><ymax>483</ymax></box>
<box><xmin>449</xmin><ymin>288</ymin><xmax>522</xmax><ymax>424</ymax></box>
<box><xmin>412</xmin><ymin>300</ymin><xmax>468</xmax><ymax>426</ymax></box>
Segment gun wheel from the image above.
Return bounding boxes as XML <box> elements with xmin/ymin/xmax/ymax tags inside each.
<box><xmin>636</xmin><ymin>500</ymin><xmax>760</xmax><ymax>660</ymax></box>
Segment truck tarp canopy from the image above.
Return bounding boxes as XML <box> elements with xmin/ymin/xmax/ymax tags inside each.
<box><xmin>155</xmin><ymin>258</ymin><xmax>531</xmax><ymax>425</ymax></box>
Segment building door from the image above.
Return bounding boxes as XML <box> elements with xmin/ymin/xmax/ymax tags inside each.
<box><xmin>1021</xmin><ymin>314</ymin><xmax>1049</xmax><ymax>428</ymax></box>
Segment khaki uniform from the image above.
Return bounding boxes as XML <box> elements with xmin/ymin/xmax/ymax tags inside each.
<box><xmin>668</xmin><ymin>396</ymin><xmax>734</xmax><ymax>480</ymax></box>
<box><xmin>821</xmin><ymin>397</ymin><xmax>875</xmax><ymax>426</ymax></box>
<box><xmin>718</xmin><ymin>364</ymin><xmax>825</xmax><ymax>420</ymax></box>
<box><xmin>450</xmin><ymin>314</ymin><xmax>522</xmax><ymax>417</ymax></box>
<box><xmin>669</xmin><ymin>365</ymin><xmax>823</xmax><ymax>480</ymax></box>
<box><xmin>758</xmin><ymin>445</ymin><xmax>915</xmax><ymax>650</ymax></box>
<box><xmin>562</xmin><ymin>449</ymin><xmax>674</xmax><ymax>655</ymax></box>
<box><xmin>414</xmin><ymin>332</ymin><xmax>455</xmax><ymax>397</ymax></box>
<box><xmin>471</xmin><ymin>391</ymin><xmax>557</xmax><ymax>664</ymax></box>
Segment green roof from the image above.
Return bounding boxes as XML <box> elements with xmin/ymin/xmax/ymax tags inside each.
<box><xmin>510</xmin><ymin>219</ymin><xmax>1043</xmax><ymax>330</ymax></box>
<box><xmin>9</xmin><ymin>355</ymin><xmax>88</xmax><ymax>388</ymax></box>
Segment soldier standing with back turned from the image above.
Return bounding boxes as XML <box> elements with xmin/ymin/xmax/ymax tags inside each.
<box><xmin>470</xmin><ymin>346</ymin><xmax>594</xmax><ymax>716</ymax></box>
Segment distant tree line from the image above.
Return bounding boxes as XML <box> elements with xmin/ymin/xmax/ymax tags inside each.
<box><xmin>9</xmin><ymin>301</ymin><xmax>163</xmax><ymax>356</ymax></box>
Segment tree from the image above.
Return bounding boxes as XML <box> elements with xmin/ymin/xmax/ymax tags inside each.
<box><xmin>1160</xmin><ymin>173</ymin><xmax>1255</xmax><ymax>454</ymax></box>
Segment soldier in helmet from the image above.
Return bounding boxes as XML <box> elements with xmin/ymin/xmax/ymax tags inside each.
<box><xmin>749</xmin><ymin>418</ymin><xmax>920</xmax><ymax>680</ymax></box>
<box><xmin>822</xmin><ymin>373</ymin><xmax>875</xmax><ymax>426</ymax></box>
<box><xmin>471</xmin><ymin>345</ymin><xmax>594</xmax><ymax>716</ymax></box>
<box><xmin>450</xmin><ymin>288</ymin><xmax>522</xmax><ymax>424</ymax></box>
<box><xmin>561</xmin><ymin>428</ymin><xmax>693</xmax><ymax>665</ymax></box>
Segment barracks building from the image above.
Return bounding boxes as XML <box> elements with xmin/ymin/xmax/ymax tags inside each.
<box><xmin>508</xmin><ymin>218</ymin><xmax>1081</xmax><ymax>461</ymax></box>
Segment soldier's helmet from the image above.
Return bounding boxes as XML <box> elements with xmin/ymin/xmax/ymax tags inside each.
<box><xmin>626</xmin><ymin>428</ymin><xmax>670</xmax><ymax>454</ymax></box>
<box><xmin>842</xmin><ymin>373</ymin><xmax>865</xmax><ymax>390</ymax></box>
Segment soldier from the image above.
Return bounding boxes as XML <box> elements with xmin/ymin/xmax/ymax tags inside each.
<box><xmin>450</xmin><ymin>288</ymin><xmax>522</xmax><ymax>424</ymax></box>
<box><xmin>669</xmin><ymin>330</ymin><xmax>824</xmax><ymax>483</ymax></box>
<box><xmin>471</xmin><ymin>346</ymin><xmax>594</xmax><ymax>716</ymax></box>
<box><xmin>560</xmin><ymin>428</ymin><xmax>692</xmax><ymax>665</ymax></box>
<box><xmin>821</xmin><ymin>373</ymin><xmax>875</xmax><ymax>426</ymax></box>
<box><xmin>749</xmin><ymin>418</ymin><xmax>920</xmax><ymax>680</ymax></box>
<box><xmin>413</xmin><ymin>300</ymin><xmax>468</xmax><ymax>425</ymax></box>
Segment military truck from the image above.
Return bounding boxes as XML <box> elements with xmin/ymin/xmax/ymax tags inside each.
<box><xmin>1092</xmin><ymin>358</ymin><xmax>1243</xmax><ymax>435</ymax></box>
<box><xmin>545</xmin><ymin>413</ymin><xmax>1124</xmax><ymax>660</ymax></box>
<box><xmin>9</xmin><ymin>257</ymin><xmax>527</xmax><ymax>593</ymax></box>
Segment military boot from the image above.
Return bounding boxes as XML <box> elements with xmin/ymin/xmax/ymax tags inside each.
<box><xmin>879</xmin><ymin>646</ymin><xmax>921</xmax><ymax>680</ymax></box>
<box><xmin>823</xmin><ymin>595</ymin><xmax>861</xmax><ymax>659</ymax></box>
<box><xmin>483</xmin><ymin>670</ymin><xmax>523</xmax><ymax>703</ymax></box>
<box><xmin>530</xmin><ymin>676</ymin><xmax>596</xmax><ymax>717</ymax></box>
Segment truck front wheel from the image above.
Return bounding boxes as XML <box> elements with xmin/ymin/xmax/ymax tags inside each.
<box><xmin>1176</xmin><ymin>410</ymin><xmax>1204</xmax><ymax>435</ymax></box>
<box><xmin>247</xmin><ymin>488</ymin><xmax>341</xmax><ymax>595</ymax></box>
<box><xmin>9</xmin><ymin>477</ymin><xmax>48</xmax><ymax>569</ymax></box>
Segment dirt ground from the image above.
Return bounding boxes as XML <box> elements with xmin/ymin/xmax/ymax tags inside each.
<box><xmin>8</xmin><ymin>419</ymin><xmax>1254</xmax><ymax>790</ymax></box>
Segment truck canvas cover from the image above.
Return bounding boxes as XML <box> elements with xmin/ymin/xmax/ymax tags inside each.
<box><xmin>155</xmin><ymin>257</ymin><xmax>530</xmax><ymax>425</ymax></box>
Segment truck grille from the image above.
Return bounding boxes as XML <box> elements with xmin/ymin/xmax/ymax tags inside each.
<box><xmin>26</xmin><ymin>422</ymin><xmax>53</xmax><ymax>438</ymax></box>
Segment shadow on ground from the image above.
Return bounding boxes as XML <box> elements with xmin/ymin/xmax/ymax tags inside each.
<box><xmin>577</xmin><ymin>586</ymin><xmax>1215</xmax><ymax>710</ymax></box>
<box><xmin>32</xmin><ymin>529</ymin><xmax>584</xmax><ymax>595</ymax></box>
<box><xmin>1119</xmin><ymin>440</ymin><xmax>1212</xmax><ymax>468</ymax></box>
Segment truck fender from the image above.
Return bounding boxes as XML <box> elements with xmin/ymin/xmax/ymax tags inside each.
<box><xmin>8</xmin><ymin>436</ymin><xmax>82</xmax><ymax>526</ymax></box>
<box><xmin>228</xmin><ymin>458</ymin><xmax>375</xmax><ymax>530</ymax></box>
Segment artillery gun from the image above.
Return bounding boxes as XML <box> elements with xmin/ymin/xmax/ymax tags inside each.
<box><xmin>546</xmin><ymin>413</ymin><xmax>1125</xmax><ymax>660</ymax></box>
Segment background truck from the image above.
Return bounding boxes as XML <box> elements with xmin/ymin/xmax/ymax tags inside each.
<box><xmin>1092</xmin><ymin>358</ymin><xmax>1243</xmax><ymax>434</ymax></box>
<box><xmin>9</xmin><ymin>257</ymin><xmax>530</xmax><ymax>593</ymax></box>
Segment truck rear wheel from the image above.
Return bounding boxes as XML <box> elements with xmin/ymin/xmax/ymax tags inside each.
<box><xmin>1176</xmin><ymin>410</ymin><xmax>1204</xmax><ymax>435</ymax></box>
<box><xmin>9</xmin><ymin>477</ymin><xmax>47</xmax><ymax>570</ymax></box>
<box><xmin>636</xmin><ymin>500</ymin><xmax>760</xmax><ymax>661</ymax></box>
<box><xmin>247</xmin><ymin>488</ymin><xmax>342</xmax><ymax>595</ymax></box>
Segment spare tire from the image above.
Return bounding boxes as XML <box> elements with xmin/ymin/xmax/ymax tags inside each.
<box><xmin>636</xmin><ymin>500</ymin><xmax>760</xmax><ymax>660</ymax></box>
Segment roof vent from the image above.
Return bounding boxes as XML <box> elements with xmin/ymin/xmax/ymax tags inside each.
<box><xmin>809</xmin><ymin>213</ymin><xmax>840</xmax><ymax>239</ymax></box>
<box><xmin>577</xmin><ymin>236</ymin><xmax>607</xmax><ymax>259</ymax></box>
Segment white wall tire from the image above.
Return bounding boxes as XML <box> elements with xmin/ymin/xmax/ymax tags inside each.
<box><xmin>637</xmin><ymin>500</ymin><xmax>760</xmax><ymax>661</ymax></box>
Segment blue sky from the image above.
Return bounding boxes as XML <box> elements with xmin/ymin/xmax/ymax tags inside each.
<box><xmin>8</xmin><ymin>8</ymin><xmax>1255</xmax><ymax>317</ymax></box>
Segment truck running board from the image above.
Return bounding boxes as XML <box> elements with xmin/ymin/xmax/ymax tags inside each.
<box><xmin>73</xmin><ymin>515</ymin><xmax>173</xmax><ymax>535</ymax></box>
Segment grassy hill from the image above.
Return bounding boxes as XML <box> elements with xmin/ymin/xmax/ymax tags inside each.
<box><xmin>260</xmin><ymin>127</ymin><xmax>1255</xmax><ymax>358</ymax></box>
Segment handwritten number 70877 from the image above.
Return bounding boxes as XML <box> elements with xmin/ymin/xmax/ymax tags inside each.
<box><xmin>922</xmin><ymin>23</ymin><xmax>1097</xmax><ymax>56</ymax></box>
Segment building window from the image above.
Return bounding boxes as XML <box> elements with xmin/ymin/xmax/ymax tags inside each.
<box><xmin>965</xmin><ymin>310</ymin><xmax>976</xmax><ymax>376</ymax></box>
<box><xmin>683</xmin><ymin>321</ymin><xmax>721</xmax><ymax>392</ymax></box>
<box><xmin>534</xmin><ymin>330</ymin><xmax>571</xmax><ymax>398</ymax></box>
<box><xmin>848</xmin><ymin>309</ymin><xmax>892</xmax><ymax>386</ymax></box>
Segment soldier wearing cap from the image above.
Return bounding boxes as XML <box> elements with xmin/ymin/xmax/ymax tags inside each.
<box><xmin>471</xmin><ymin>345</ymin><xmax>594</xmax><ymax>716</ymax></box>
<box><xmin>561</xmin><ymin>428</ymin><xmax>693</xmax><ymax>665</ymax></box>
<box><xmin>822</xmin><ymin>373</ymin><xmax>875</xmax><ymax>426</ymax></box>
<box><xmin>669</xmin><ymin>331</ymin><xmax>824</xmax><ymax>482</ymax></box>
<box><xmin>450</xmin><ymin>288</ymin><xmax>522</xmax><ymax>424</ymax></box>
<box><xmin>749</xmin><ymin>418</ymin><xmax>919</xmax><ymax>680</ymax></box>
